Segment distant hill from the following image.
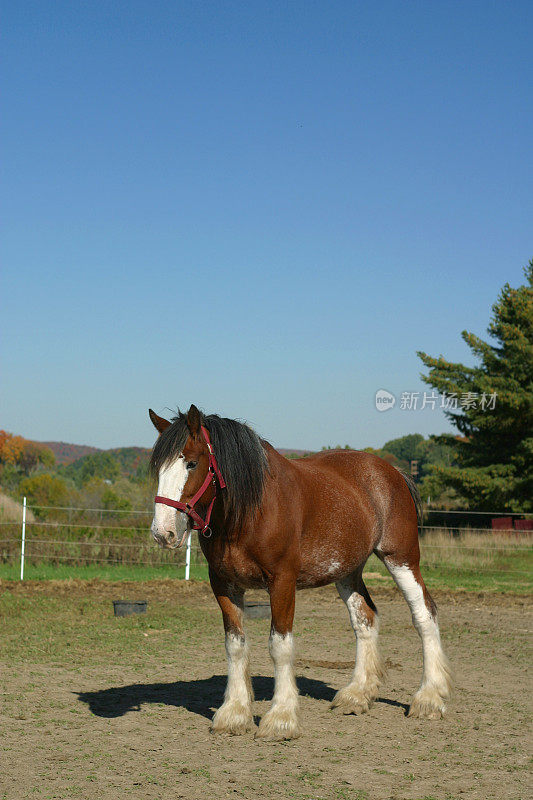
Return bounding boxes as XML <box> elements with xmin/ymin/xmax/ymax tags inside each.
<box><xmin>40</xmin><ymin>440</ymin><xmax>310</xmax><ymax>468</ymax></box>
<box><xmin>109</xmin><ymin>446</ymin><xmax>151</xmax><ymax>475</ymax></box>
<box><xmin>278</xmin><ymin>449</ymin><xmax>311</xmax><ymax>458</ymax></box>
<box><xmin>41</xmin><ymin>441</ymin><xmax>101</xmax><ymax>465</ymax></box>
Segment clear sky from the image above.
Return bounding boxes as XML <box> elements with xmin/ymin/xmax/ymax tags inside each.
<box><xmin>1</xmin><ymin>1</ymin><xmax>531</xmax><ymax>451</ymax></box>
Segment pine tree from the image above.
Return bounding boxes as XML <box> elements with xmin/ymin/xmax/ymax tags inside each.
<box><xmin>417</xmin><ymin>260</ymin><xmax>533</xmax><ymax>511</ymax></box>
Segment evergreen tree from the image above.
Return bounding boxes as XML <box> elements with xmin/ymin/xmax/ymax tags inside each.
<box><xmin>417</xmin><ymin>261</ymin><xmax>533</xmax><ymax>511</ymax></box>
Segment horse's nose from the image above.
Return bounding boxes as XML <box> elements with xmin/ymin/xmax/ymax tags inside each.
<box><xmin>152</xmin><ymin>527</ymin><xmax>179</xmax><ymax>548</ymax></box>
<box><xmin>165</xmin><ymin>530</ymin><xmax>177</xmax><ymax>546</ymax></box>
<box><xmin>152</xmin><ymin>529</ymin><xmax>168</xmax><ymax>546</ymax></box>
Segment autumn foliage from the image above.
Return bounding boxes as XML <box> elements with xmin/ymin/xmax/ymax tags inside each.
<box><xmin>0</xmin><ymin>431</ymin><xmax>55</xmax><ymax>475</ymax></box>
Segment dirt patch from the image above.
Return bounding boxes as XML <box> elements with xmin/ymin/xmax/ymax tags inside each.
<box><xmin>296</xmin><ymin>658</ymin><xmax>355</xmax><ymax>670</ymax></box>
<box><xmin>0</xmin><ymin>576</ymin><xmax>215</xmax><ymax>602</ymax></box>
<box><xmin>1</xmin><ymin>581</ymin><xmax>531</xmax><ymax>800</ymax></box>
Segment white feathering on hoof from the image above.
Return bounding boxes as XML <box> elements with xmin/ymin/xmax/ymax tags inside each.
<box><xmin>211</xmin><ymin>632</ymin><xmax>254</xmax><ymax>735</ymax></box>
<box><xmin>331</xmin><ymin>578</ymin><xmax>385</xmax><ymax>714</ymax></box>
<box><xmin>387</xmin><ymin>562</ymin><xmax>452</xmax><ymax>719</ymax></box>
<box><xmin>256</xmin><ymin>632</ymin><xmax>301</xmax><ymax>740</ymax></box>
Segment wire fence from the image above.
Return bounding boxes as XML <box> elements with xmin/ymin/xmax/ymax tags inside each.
<box><xmin>0</xmin><ymin>499</ymin><xmax>531</xmax><ymax>583</ymax></box>
<box><xmin>0</xmin><ymin>498</ymin><xmax>201</xmax><ymax>578</ymax></box>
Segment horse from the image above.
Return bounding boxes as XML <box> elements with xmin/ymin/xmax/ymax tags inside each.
<box><xmin>148</xmin><ymin>404</ymin><xmax>451</xmax><ymax>740</ymax></box>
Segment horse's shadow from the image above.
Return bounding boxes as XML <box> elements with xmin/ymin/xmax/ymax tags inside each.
<box><xmin>77</xmin><ymin>676</ymin><xmax>408</xmax><ymax>720</ymax></box>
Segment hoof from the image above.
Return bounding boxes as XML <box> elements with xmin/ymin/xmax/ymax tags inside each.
<box><xmin>210</xmin><ymin>702</ymin><xmax>254</xmax><ymax>735</ymax></box>
<box><xmin>255</xmin><ymin>707</ymin><xmax>302</xmax><ymax>741</ymax></box>
<box><xmin>408</xmin><ymin>687</ymin><xmax>446</xmax><ymax>720</ymax></box>
<box><xmin>330</xmin><ymin>685</ymin><xmax>374</xmax><ymax>715</ymax></box>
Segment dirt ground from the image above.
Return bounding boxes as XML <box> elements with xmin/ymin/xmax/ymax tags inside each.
<box><xmin>0</xmin><ymin>580</ymin><xmax>531</xmax><ymax>800</ymax></box>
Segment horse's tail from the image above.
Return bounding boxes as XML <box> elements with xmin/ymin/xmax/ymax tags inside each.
<box><xmin>399</xmin><ymin>470</ymin><xmax>422</xmax><ymax>528</ymax></box>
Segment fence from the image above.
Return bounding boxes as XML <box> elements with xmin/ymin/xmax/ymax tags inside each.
<box><xmin>0</xmin><ymin>498</ymin><xmax>209</xmax><ymax>581</ymax></box>
<box><xmin>0</xmin><ymin>499</ymin><xmax>531</xmax><ymax>586</ymax></box>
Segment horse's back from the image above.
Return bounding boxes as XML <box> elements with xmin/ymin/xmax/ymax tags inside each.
<box><xmin>292</xmin><ymin>448</ymin><xmax>418</xmax><ymax>530</ymax></box>
<box><xmin>291</xmin><ymin>448</ymin><xmax>403</xmax><ymax>489</ymax></box>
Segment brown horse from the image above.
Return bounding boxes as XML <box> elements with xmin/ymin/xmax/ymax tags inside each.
<box><xmin>149</xmin><ymin>405</ymin><xmax>451</xmax><ymax>740</ymax></box>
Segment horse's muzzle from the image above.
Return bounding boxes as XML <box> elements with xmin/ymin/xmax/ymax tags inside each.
<box><xmin>152</xmin><ymin>530</ymin><xmax>179</xmax><ymax>549</ymax></box>
<box><xmin>151</xmin><ymin>516</ymin><xmax>189</xmax><ymax>549</ymax></box>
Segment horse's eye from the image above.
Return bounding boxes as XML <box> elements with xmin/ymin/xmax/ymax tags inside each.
<box><xmin>186</xmin><ymin>461</ymin><xmax>198</xmax><ymax>470</ymax></box>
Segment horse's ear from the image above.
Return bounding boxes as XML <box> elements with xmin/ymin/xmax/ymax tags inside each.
<box><xmin>149</xmin><ymin>409</ymin><xmax>171</xmax><ymax>434</ymax></box>
<box><xmin>187</xmin><ymin>404</ymin><xmax>202</xmax><ymax>438</ymax></box>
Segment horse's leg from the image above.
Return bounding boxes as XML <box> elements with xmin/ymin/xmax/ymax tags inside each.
<box><xmin>209</xmin><ymin>571</ymin><xmax>254</xmax><ymax>735</ymax></box>
<box><xmin>383</xmin><ymin>555</ymin><xmax>452</xmax><ymax>719</ymax></box>
<box><xmin>331</xmin><ymin>568</ymin><xmax>385</xmax><ymax>714</ymax></box>
<box><xmin>256</xmin><ymin>573</ymin><xmax>301</xmax><ymax>740</ymax></box>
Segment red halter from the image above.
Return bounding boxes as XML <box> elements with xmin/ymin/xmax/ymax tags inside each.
<box><xmin>154</xmin><ymin>426</ymin><xmax>226</xmax><ymax>544</ymax></box>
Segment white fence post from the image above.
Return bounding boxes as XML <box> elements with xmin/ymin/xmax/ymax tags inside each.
<box><xmin>20</xmin><ymin>496</ymin><xmax>27</xmax><ymax>581</ymax></box>
<box><xmin>185</xmin><ymin>532</ymin><xmax>192</xmax><ymax>580</ymax></box>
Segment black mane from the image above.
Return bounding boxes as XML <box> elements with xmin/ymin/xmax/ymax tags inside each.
<box><xmin>150</xmin><ymin>410</ymin><xmax>268</xmax><ymax>530</ymax></box>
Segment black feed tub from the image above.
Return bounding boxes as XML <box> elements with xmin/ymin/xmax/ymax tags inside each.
<box><xmin>113</xmin><ymin>600</ymin><xmax>148</xmax><ymax>617</ymax></box>
<box><xmin>244</xmin><ymin>601</ymin><xmax>270</xmax><ymax>619</ymax></box>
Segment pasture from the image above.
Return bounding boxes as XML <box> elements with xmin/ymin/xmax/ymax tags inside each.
<box><xmin>1</xmin><ymin>578</ymin><xmax>530</xmax><ymax>800</ymax></box>
<box><xmin>1</xmin><ymin>523</ymin><xmax>532</xmax><ymax>594</ymax></box>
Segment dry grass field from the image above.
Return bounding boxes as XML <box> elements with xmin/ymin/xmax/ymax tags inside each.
<box><xmin>1</xmin><ymin>578</ymin><xmax>531</xmax><ymax>800</ymax></box>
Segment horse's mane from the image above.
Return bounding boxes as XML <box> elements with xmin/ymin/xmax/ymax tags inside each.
<box><xmin>150</xmin><ymin>410</ymin><xmax>268</xmax><ymax>530</ymax></box>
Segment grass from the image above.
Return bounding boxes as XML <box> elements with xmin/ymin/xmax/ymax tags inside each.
<box><xmin>0</xmin><ymin>529</ymin><xmax>530</xmax><ymax>593</ymax></box>
<box><xmin>0</xmin><ymin>561</ymin><xmax>210</xmax><ymax>582</ymax></box>
<box><xmin>0</xmin><ymin>585</ymin><xmax>219</xmax><ymax>666</ymax></box>
<box><xmin>364</xmin><ymin>530</ymin><xmax>532</xmax><ymax>593</ymax></box>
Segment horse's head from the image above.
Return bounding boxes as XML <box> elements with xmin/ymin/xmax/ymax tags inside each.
<box><xmin>148</xmin><ymin>404</ymin><xmax>216</xmax><ymax>549</ymax></box>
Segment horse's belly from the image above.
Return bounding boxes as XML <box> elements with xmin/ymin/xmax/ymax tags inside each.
<box><xmin>296</xmin><ymin>561</ymin><xmax>347</xmax><ymax>589</ymax></box>
<box><xmin>216</xmin><ymin>551</ymin><xmax>266</xmax><ymax>589</ymax></box>
<box><xmin>296</xmin><ymin>529</ymin><xmax>373</xmax><ymax>588</ymax></box>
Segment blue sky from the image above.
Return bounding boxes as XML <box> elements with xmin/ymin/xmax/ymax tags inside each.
<box><xmin>1</xmin><ymin>1</ymin><xmax>531</xmax><ymax>451</ymax></box>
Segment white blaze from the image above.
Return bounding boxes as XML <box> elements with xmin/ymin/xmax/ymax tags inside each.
<box><xmin>151</xmin><ymin>456</ymin><xmax>188</xmax><ymax>535</ymax></box>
